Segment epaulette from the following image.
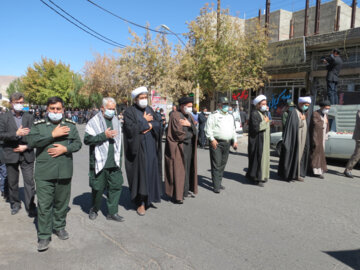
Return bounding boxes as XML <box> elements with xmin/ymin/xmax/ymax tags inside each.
<box><xmin>212</xmin><ymin>111</ymin><xmax>219</xmax><ymax>114</ymax></box>
<box><xmin>34</xmin><ymin>119</ymin><xmax>46</xmax><ymax>125</ymax></box>
<box><xmin>65</xmin><ymin>119</ymin><xmax>76</xmax><ymax>125</ymax></box>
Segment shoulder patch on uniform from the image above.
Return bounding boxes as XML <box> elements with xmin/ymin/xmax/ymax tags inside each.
<box><xmin>212</xmin><ymin>111</ymin><xmax>219</xmax><ymax>114</ymax></box>
<box><xmin>34</xmin><ymin>119</ymin><xmax>46</xmax><ymax>125</ymax></box>
<box><xmin>65</xmin><ymin>119</ymin><xmax>76</xmax><ymax>125</ymax></box>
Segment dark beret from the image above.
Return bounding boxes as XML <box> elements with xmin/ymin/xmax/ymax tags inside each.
<box><xmin>178</xmin><ymin>96</ymin><xmax>194</xmax><ymax>105</ymax></box>
<box><xmin>319</xmin><ymin>100</ymin><xmax>331</xmax><ymax>107</ymax></box>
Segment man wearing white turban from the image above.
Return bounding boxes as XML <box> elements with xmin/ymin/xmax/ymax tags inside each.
<box><xmin>278</xmin><ymin>96</ymin><xmax>312</xmax><ymax>182</ymax></box>
<box><xmin>246</xmin><ymin>94</ymin><xmax>270</xmax><ymax>187</ymax></box>
<box><xmin>123</xmin><ymin>87</ymin><xmax>162</xmax><ymax>216</ymax></box>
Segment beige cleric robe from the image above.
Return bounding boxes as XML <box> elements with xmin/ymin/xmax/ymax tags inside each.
<box><xmin>164</xmin><ymin>111</ymin><xmax>198</xmax><ymax>201</ymax></box>
<box><xmin>296</xmin><ymin>109</ymin><xmax>308</xmax><ymax>178</ymax></box>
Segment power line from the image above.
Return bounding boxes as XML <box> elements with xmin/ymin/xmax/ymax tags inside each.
<box><xmin>86</xmin><ymin>0</ymin><xmax>175</xmax><ymax>35</ymax></box>
<box><xmin>47</xmin><ymin>0</ymin><xmax>125</xmax><ymax>48</ymax></box>
<box><xmin>40</xmin><ymin>0</ymin><xmax>126</xmax><ymax>47</ymax></box>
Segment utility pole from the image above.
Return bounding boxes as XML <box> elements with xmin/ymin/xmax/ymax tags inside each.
<box><xmin>304</xmin><ymin>0</ymin><xmax>309</xmax><ymax>36</ymax></box>
<box><xmin>314</xmin><ymin>0</ymin><xmax>321</xmax><ymax>35</ymax></box>
<box><xmin>217</xmin><ymin>0</ymin><xmax>221</xmax><ymax>41</ymax></box>
<box><xmin>351</xmin><ymin>0</ymin><xmax>357</xmax><ymax>28</ymax></box>
<box><xmin>265</xmin><ymin>0</ymin><xmax>270</xmax><ymax>36</ymax></box>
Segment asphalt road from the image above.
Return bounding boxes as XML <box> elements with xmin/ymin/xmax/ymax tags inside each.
<box><xmin>0</xmin><ymin>126</ymin><xmax>359</xmax><ymax>270</ymax></box>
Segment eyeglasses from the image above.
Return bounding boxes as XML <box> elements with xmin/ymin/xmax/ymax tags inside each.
<box><xmin>13</xmin><ymin>101</ymin><xmax>24</xmax><ymax>104</ymax></box>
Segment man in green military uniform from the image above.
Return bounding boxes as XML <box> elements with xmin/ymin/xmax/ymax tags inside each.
<box><xmin>84</xmin><ymin>97</ymin><xmax>124</xmax><ymax>222</ymax></box>
<box><xmin>27</xmin><ymin>97</ymin><xmax>82</xmax><ymax>251</ymax></box>
<box><xmin>205</xmin><ymin>97</ymin><xmax>238</xmax><ymax>193</ymax></box>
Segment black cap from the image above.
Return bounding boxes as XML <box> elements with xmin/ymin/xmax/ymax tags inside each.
<box><xmin>333</xmin><ymin>48</ymin><xmax>341</xmax><ymax>54</ymax></box>
<box><xmin>178</xmin><ymin>96</ymin><xmax>194</xmax><ymax>105</ymax></box>
<box><xmin>319</xmin><ymin>100</ymin><xmax>331</xmax><ymax>107</ymax></box>
<box><xmin>218</xmin><ymin>97</ymin><xmax>229</xmax><ymax>104</ymax></box>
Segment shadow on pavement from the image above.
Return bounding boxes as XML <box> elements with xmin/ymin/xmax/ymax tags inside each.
<box><xmin>323</xmin><ymin>249</ymin><xmax>360</xmax><ymax>269</ymax></box>
<box><xmin>198</xmin><ymin>175</ymin><xmax>213</xmax><ymax>191</ymax></box>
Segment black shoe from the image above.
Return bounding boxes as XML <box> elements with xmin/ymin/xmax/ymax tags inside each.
<box><xmin>38</xmin><ymin>238</ymin><xmax>51</xmax><ymax>252</ymax></box>
<box><xmin>89</xmin><ymin>208</ymin><xmax>98</xmax><ymax>220</ymax></box>
<box><xmin>344</xmin><ymin>170</ymin><xmax>353</xmax><ymax>178</ymax></box>
<box><xmin>213</xmin><ymin>189</ymin><xmax>220</xmax><ymax>194</ymax></box>
<box><xmin>53</xmin><ymin>229</ymin><xmax>69</xmax><ymax>240</ymax></box>
<box><xmin>220</xmin><ymin>185</ymin><xmax>225</xmax><ymax>190</ymax></box>
<box><xmin>172</xmin><ymin>199</ymin><xmax>184</xmax><ymax>204</ymax></box>
<box><xmin>11</xmin><ymin>206</ymin><xmax>21</xmax><ymax>215</ymax></box>
<box><xmin>257</xmin><ymin>182</ymin><xmax>265</xmax><ymax>187</ymax></box>
<box><xmin>106</xmin><ymin>213</ymin><xmax>125</xmax><ymax>222</ymax></box>
<box><xmin>319</xmin><ymin>174</ymin><xmax>325</xmax><ymax>179</ymax></box>
<box><xmin>28</xmin><ymin>207</ymin><xmax>37</xmax><ymax>218</ymax></box>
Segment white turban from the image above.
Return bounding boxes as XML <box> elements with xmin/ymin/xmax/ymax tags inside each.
<box><xmin>298</xmin><ymin>96</ymin><xmax>312</xmax><ymax>104</ymax></box>
<box><xmin>253</xmin><ymin>94</ymin><xmax>267</xmax><ymax>105</ymax></box>
<box><xmin>131</xmin><ymin>86</ymin><xmax>148</xmax><ymax>99</ymax></box>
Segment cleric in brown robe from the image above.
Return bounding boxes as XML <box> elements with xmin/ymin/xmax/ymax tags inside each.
<box><xmin>309</xmin><ymin>100</ymin><xmax>330</xmax><ymax>179</ymax></box>
<box><xmin>164</xmin><ymin>96</ymin><xmax>198</xmax><ymax>204</ymax></box>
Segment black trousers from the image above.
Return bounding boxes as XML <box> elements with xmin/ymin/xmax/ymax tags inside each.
<box><xmin>198</xmin><ymin>127</ymin><xmax>206</xmax><ymax>148</ymax></box>
<box><xmin>183</xmin><ymin>141</ymin><xmax>193</xmax><ymax>197</ymax></box>
<box><xmin>209</xmin><ymin>140</ymin><xmax>231</xmax><ymax>190</ymax></box>
<box><xmin>6</xmin><ymin>156</ymin><xmax>36</xmax><ymax>211</ymax></box>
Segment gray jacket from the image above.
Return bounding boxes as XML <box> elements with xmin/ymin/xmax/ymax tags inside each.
<box><xmin>326</xmin><ymin>55</ymin><xmax>343</xmax><ymax>82</ymax></box>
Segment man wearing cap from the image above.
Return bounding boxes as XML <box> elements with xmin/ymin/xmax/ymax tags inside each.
<box><xmin>84</xmin><ymin>97</ymin><xmax>124</xmax><ymax>222</ymax></box>
<box><xmin>278</xmin><ymin>96</ymin><xmax>311</xmax><ymax>182</ymax></box>
<box><xmin>165</xmin><ymin>96</ymin><xmax>197</xmax><ymax>203</ymax></box>
<box><xmin>123</xmin><ymin>87</ymin><xmax>162</xmax><ymax>216</ymax></box>
<box><xmin>344</xmin><ymin>110</ymin><xmax>360</xmax><ymax>178</ymax></box>
<box><xmin>205</xmin><ymin>97</ymin><xmax>237</xmax><ymax>192</ymax></box>
<box><xmin>246</xmin><ymin>95</ymin><xmax>270</xmax><ymax>187</ymax></box>
<box><xmin>309</xmin><ymin>100</ymin><xmax>331</xmax><ymax>179</ymax></box>
<box><xmin>323</xmin><ymin>49</ymin><xmax>343</xmax><ymax>105</ymax></box>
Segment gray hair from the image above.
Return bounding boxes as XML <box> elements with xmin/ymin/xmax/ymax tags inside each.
<box><xmin>10</xmin><ymin>92</ymin><xmax>24</xmax><ymax>102</ymax></box>
<box><xmin>102</xmin><ymin>97</ymin><xmax>116</xmax><ymax>107</ymax></box>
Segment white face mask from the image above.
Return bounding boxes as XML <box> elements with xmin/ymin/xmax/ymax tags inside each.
<box><xmin>184</xmin><ymin>107</ymin><xmax>193</xmax><ymax>114</ymax></box>
<box><xmin>322</xmin><ymin>109</ymin><xmax>329</xmax><ymax>115</ymax></box>
<box><xmin>137</xmin><ymin>99</ymin><xmax>148</xmax><ymax>108</ymax></box>
<box><xmin>260</xmin><ymin>105</ymin><xmax>267</xmax><ymax>112</ymax></box>
<box><xmin>48</xmin><ymin>112</ymin><xmax>63</xmax><ymax>122</ymax></box>
<box><xmin>13</xmin><ymin>104</ymin><xmax>24</xmax><ymax>112</ymax></box>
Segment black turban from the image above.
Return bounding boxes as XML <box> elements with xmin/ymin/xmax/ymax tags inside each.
<box><xmin>178</xmin><ymin>96</ymin><xmax>194</xmax><ymax>105</ymax></box>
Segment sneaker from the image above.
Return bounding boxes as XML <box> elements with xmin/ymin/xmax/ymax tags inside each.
<box><xmin>38</xmin><ymin>238</ymin><xmax>51</xmax><ymax>252</ymax></box>
<box><xmin>106</xmin><ymin>213</ymin><xmax>125</xmax><ymax>222</ymax></box>
<box><xmin>53</xmin><ymin>229</ymin><xmax>69</xmax><ymax>240</ymax></box>
<box><xmin>89</xmin><ymin>208</ymin><xmax>98</xmax><ymax>220</ymax></box>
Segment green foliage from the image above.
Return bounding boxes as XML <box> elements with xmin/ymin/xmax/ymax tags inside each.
<box><xmin>6</xmin><ymin>78</ymin><xmax>24</xmax><ymax>98</ymax></box>
<box><xmin>21</xmin><ymin>57</ymin><xmax>75</xmax><ymax>105</ymax></box>
<box><xmin>185</xmin><ymin>4</ymin><xmax>270</xmax><ymax>100</ymax></box>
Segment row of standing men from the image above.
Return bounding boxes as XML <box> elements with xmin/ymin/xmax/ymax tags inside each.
<box><xmin>2</xmin><ymin>89</ymin><xmax>359</xmax><ymax>252</ymax></box>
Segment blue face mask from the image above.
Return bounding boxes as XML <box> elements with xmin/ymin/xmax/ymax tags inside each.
<box><xmin>222</xmin><ymin>105</ymin><xmax>229</xmax><ymax>113</ymax></box>
<box><xmin>48</xmin><ymin>112</ymin><xmax>63</xmax><ymax>122</ymax></box>
<box><xmin>104</xmin><ymin>109</ymin><xmax>115</xmax><ymax>119</ymax></box>
<box><xmin>302</xmin><ymin>105</ymin><xmax>309</xmax><ymax>112</ymax></box>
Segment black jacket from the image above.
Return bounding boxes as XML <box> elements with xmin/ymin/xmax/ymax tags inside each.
<box><xmin>0</xmin><ymin>111</ymin><xmax>35</xmax><ymax>164</ymax></box>
<box><xmin>326</xmin><ymin>55</ymin><xmax>343</xmax><ymax>82</ymax></box>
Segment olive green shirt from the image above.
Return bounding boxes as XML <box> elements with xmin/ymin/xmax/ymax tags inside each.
<box><xmin>27</xmin><ymin>118</ymin><xmax>82</xmax><ymax>181</ymax></box>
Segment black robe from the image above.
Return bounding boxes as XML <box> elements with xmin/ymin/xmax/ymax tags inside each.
<box><xmin>246</xmin><ymin>110</ymin><xmax>265</xmax><ymax>181</ymax></box>
<box><xmin>278</xmin><ymin>108</ymin><xmax>310</xmax><ymax>180</ymax></box>
<box><xmin>123</xmin><ymin>104</ymin><xmax>162</xmax><ymax>206</ymax></box>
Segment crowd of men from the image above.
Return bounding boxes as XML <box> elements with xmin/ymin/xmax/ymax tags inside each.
<box><xmin>0</xmin><ymin>87</ymin><xmax>359</xmax><ymax>252</ymax></box>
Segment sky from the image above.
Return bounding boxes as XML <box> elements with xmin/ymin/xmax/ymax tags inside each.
<box><xmin>0</xmin><ymin>0</ymin><xmax>352</xmax><ymax>77</ymax></box>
